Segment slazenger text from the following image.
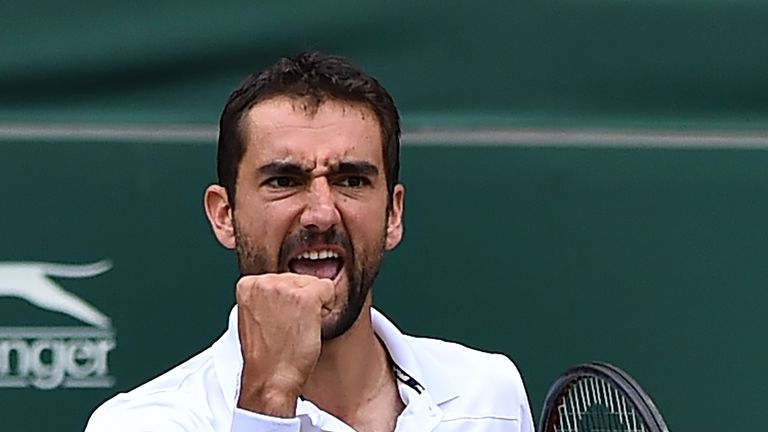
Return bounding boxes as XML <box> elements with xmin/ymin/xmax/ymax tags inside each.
<box><xmin>0</xmin><ymin>328</ymin><xmax>115</xmax><ymax>389</ymax></box>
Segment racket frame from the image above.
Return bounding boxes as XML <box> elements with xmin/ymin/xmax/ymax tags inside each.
<box><xmin>538</xmin><ymin>361</ymin><xmax>669</xmax><ymax>432</ymax></box>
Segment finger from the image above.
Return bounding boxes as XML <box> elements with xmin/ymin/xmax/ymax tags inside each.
<box><xmin>315</xmin><ymin>279</ymin><xmax>336</xmax><ymax>309</ymax></box>
<box><xmin>290</xmin><ymin>274</ymin><xmax>321</xmax><ymax>288</ymax></box>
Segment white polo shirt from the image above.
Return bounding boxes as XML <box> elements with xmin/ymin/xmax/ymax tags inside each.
<box><xmin>86</xmin><ymin>307</ymin><xmax>534</xmax><ymax>432</ymax></box>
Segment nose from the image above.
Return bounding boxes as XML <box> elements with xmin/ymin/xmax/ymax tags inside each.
<box><xmin>299</xmin><ymin>177</ymin><xmax>341</xmax><ymax>231</ymax></box>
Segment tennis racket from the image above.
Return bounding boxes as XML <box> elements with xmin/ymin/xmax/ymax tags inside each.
<box><xmin>538</xmin><ymin>362</ymin><xmax>669</xmax><ymax>432</ymax></box>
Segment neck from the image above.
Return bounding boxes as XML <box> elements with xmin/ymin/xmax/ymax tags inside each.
<box><xmin>302</xmin><ymin>299</ymin><xmax>402</xmax><ymax>428</ymax></box>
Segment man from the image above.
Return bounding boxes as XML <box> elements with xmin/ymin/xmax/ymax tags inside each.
<box><xmin>86</xmin><ymin>52</ymin><xmax>534</xmax><ymax>432</ymax></box>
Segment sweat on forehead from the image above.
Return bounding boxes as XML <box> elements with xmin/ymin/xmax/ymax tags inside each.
<box><xmin>245</xmin><ymin>95</ymin><xmax>374</xmax><ymax>121</ymax></box>
<box><xmin>236</xmin><ymin>97</ymin><xmax>384</xmax><ymax>169</ymax></box>
<box><xmin>242</xmin><ymin>97</ymin><xmax>380</xmax><ymax>141</ymax></box>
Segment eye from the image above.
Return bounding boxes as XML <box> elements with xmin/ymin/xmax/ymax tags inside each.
<box><xmin>338</xmin><ymin>176</ymin><xmax>370</xmax><ymax>188</ymax></box>
<box><xmin>266</xmin><ymin>177</ymin><xmax>297</xmax><ymax>188</ymax></box>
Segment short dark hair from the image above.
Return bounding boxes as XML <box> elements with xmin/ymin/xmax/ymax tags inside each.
<box><xmin>217</xmin><ymin>52</ymin><xmax>401</xmax><ymax>206</ymax></box>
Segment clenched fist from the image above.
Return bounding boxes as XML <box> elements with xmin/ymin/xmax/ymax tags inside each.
<box><xmin>235</xmin><ymin>273</ymin><xmax>336</xmax><ymax>417</ymax></box>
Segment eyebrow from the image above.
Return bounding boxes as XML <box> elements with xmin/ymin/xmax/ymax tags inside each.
<box><xmin>334</xmin><ymin>161</ymin><xmax>379</xmax><ymax>177</ymax></box>
<box><xmin>258</xmin><ymin>161</ymin><xmax>312</xmax><ymax>177</ymax></box>
<box><xmin>257</xmin><ymin>160</ymin><xmax>379</xmax><ymax>177</ymax></box>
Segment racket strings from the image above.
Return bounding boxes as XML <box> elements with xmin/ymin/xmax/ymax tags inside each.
<box><xmin>554</xmin><ymin>376</ymin><xmax>647</xmax><ymax>432</ymax></box>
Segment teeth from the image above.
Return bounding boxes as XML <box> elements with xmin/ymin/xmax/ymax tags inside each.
<box><xmin>297</xmin><ymin>250</ymin><xmax>339</xmax><ymax>260</ymax></box>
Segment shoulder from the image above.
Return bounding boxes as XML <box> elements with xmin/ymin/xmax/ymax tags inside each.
<box><xmin>371</xmin><ymin>308</ymin><xmax>530</xmax><ymax>420</ymax></box>
<box><xmin>85</xmin><ymin>347</ymin><xmax>228</xmax><ymax>432</ymax></box>
<box><xmin>411</xmin><ymin>335</ymin><xmax>527</xmax><ymax>398</ymax></box>
<box><xmin>407</xmin><ymin>335</ymin><xmax>533</xmax><ymax>429</ymax></box>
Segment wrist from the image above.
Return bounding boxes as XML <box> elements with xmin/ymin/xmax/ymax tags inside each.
<box><xmin>237</xmin><ymin>376</ymin><xmax>301</xmax><ymax>418</ymax></box>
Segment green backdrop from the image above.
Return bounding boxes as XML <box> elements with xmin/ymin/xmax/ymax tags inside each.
<box><xmin>2</xmin><ymin>1</ymin><xmax>767</xmax><ymax>431</ymax></box>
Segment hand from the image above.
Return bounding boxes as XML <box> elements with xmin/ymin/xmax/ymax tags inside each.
<box><xmin>235</xmin><ymin>273</ymin><xmax>335</xmax><ymax>417</ymax></box>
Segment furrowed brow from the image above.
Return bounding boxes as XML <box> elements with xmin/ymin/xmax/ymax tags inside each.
<box><xmin>333</xmin><ymin>161</ymin><xmax>379</xmax><ymax>177</ymax></box>
<box><xmin>258</xmin><ymin>161</ymin><xmax>312</xmax><ymax>177</ymax></box>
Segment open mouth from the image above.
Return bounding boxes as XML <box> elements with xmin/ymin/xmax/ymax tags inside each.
<box><xmin>288</xmin><ymin>249</ymin><xmax>344</xmax><ymax>281</ymax></box>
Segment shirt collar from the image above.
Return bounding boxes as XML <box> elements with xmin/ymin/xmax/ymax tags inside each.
<box><xmin>370</xmin><ymin>308</ymin><xmax>460</xmax><ymax>405</ymax></box>
<box><xmin>212</xmin><ymin>306</ymin><xmax>460</xmax><ymax>412</ymax></box>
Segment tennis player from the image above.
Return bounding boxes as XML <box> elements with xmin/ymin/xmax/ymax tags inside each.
<box><xmin>86</xmin><ymin>52</ymin><xmax>534</xmax><ymax>432</ymax></box>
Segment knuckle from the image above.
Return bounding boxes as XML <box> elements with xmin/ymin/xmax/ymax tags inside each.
<box><xmin>235</xmin><ymin>277</ymin><xmax>255</xmax><ymax>298</ymax></box>
<box><xmin>236</xmin><ymin>275</ymin><xmax>278</xmax><ymax>300</ymax></box>
<box><xmin>259</xmin><ymin>273</ymin><xmax>278</xmax><ymax>284</ymax></box>
<box><xmin>236</xmin><ymin>275</ymin><xmax>254</xmax><ymax>289</ymax></box>
<box><xmin>287</xmin><ymin>290</ymin><xmax>311</xmax><ymax>307</ymax></box>
<box><xmin>292</xmin><ymin>274</ymin><xmax>318</xmax><ymax>288</ymax></box>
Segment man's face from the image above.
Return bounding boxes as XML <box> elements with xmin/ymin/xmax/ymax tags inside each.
<box><xmin>227</xmin><ymin>96</ymin><xmax>403</xmax><ymax>339</ymax></box>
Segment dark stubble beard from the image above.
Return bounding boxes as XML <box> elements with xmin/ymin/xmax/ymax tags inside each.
<box><xmin>234</xmin><ymin>223</ymin><xmax>385</xmax><ymax>340</ymax></box>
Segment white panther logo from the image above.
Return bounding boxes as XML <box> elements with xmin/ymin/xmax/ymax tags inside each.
<box><xmin>0</xmin><ymin>260</ymin><xmax>112</xmax><ymax>329</ymax></box>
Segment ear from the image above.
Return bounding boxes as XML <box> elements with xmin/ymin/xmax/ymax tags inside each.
<box><xmin>385</xmin><ymin>184</ymin><xmax>405</xmax><ymax>250</ymax></box>
<box><xmin>204</xmin><ymin>185</ymin><xmax>236</xmax><ymax>249</ymax></box>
